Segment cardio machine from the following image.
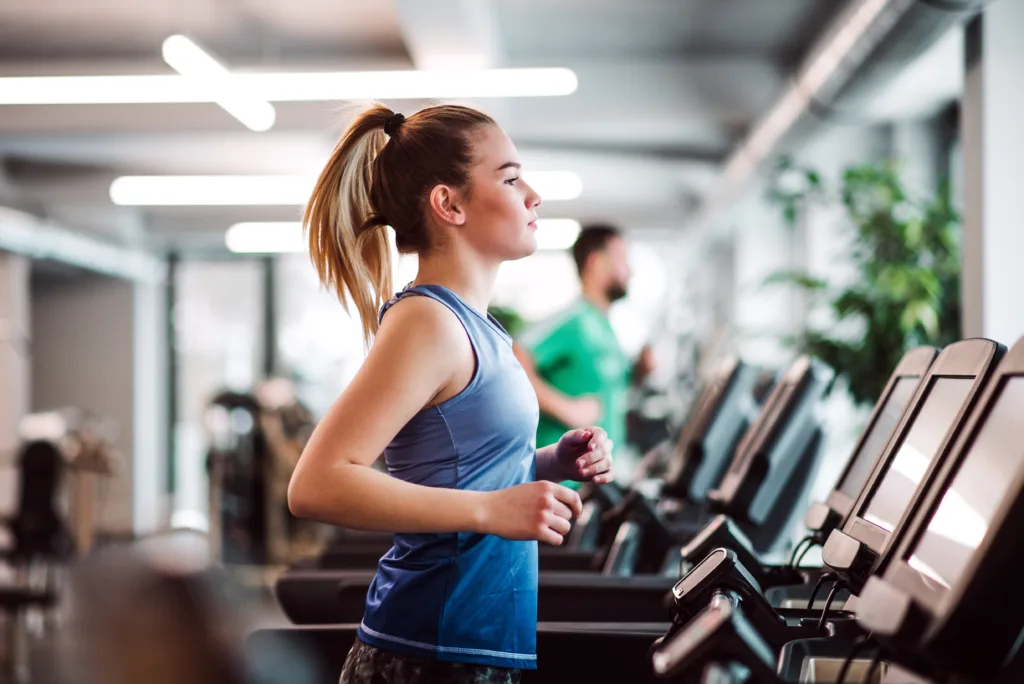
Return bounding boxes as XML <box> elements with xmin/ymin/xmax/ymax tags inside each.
<box><xmin>247</xmin><ymin>340</ymin><xmax>1013</xmax><ymax>684</ymax></box>
<box><xmin>597</xmin><ymin>355</ymin><xmax>828</xmax><ymax>578</ymax></box>
<box><xmin>853</xmin><ymin>338</ymin><xmax>1024</xmax><ymax>683</ymax></box>
<box><xmin>678</xmin><ymin>346</ymin><xmax>937</xmax><ymax>595</ymax></box>
<box><xmin>650</xmin><ymin>338</ymin><xmax>1007</xmax><ymax>682</ymax></box>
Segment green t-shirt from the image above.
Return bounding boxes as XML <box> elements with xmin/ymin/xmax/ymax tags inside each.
<box><xmin>519</xmin><ymin>299</ymin><xmax>631</xmax><ymax>452</ymax></box>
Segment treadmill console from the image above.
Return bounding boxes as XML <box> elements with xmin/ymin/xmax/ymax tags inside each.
<box><xmin>680</xmin><ymin>515</ymin><xmax>762</xmax><ymax>580</ymax></box>
<box><xmin>856</xmin><ymin>576</ymin><xmax>931</xmax><ymax>643</ymax></box>
<box><xmin>803</xmin><ymin>500</ymin><xmax>843</xmax><ymax>536</ymax></box>
<box><xmin>821</xmin><ymin>529</ymin><xmax>876</xmax><ymax>590</ymax></box>
<box><xmin>652</xmin><ymin>592</ymin><xmax>782</xmax><ymax>683</ymax></box>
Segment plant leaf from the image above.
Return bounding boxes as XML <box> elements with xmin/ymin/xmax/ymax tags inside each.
<box><xmin>762</xmin><ymin>271</ymin><xmax>829</xmax><ymax>291</ymax></box>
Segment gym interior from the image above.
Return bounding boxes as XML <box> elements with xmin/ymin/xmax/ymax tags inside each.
<box><xmin>0</xmin><ymin>1</ymin><xmax>1022</xmax><ymax>683</ymax></box>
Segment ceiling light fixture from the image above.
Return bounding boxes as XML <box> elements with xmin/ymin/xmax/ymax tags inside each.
<box><xmin>226</xmin><ymin>222</ymin><xmax>307</xmax><ymax>254</ymax></box>
<box><xmin>161</xmin><ymin>34</ymin><xmax>276</xmax><ymax>132</ymax></box>
<box><xmin>111</xmin><ymin>171</ymin><xmax>583</xmax><ymax>206</ymax></box>
<box><xmin>0</xmin><ymin>68</ymin><xmax>578</xmax><ymax>105</ymax></box>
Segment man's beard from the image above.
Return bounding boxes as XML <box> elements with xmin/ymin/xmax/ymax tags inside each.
<box><xmin>605</xmin><ymin>283</ymin><xmax>628</xmax><ymax>303</ymax></box>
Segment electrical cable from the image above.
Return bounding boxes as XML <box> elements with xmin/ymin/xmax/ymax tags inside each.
<box><xmin>793</xmin><ymin>540</ymin><xmax>818</xmax><ymax>568</ymax></box>
<box><xmin>806</xmin><ymin>571</ymin><xmax>836</xmax><ymax>610</ymax></box>
<box><xmin>789</xmin><ymin>535</ymin><xmax>813</xmax><ymax>566</ymax></box>
<box><xmin>816</xmin><ymin>579</ymin><xmax>844</xmax><ymax>633</ymax></box>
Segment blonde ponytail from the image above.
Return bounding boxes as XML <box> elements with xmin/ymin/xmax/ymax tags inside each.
<box><xmin>306</xmin><ymin>103</ymin><xmax>497</xmax><ymax>346</ymax></box>
<box><xmin>304</xmin><ymin>105</ymin><xmax>394</xmax><ymax>346</ymax></box>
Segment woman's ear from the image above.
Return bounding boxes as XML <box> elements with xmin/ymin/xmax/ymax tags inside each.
<box><xmin>428</xmin><ymin>185</ymin><xmax>466</xmax><ymax>227</ymax></box>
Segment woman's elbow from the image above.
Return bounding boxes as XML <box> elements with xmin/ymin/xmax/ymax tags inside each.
<box><xmin>287</xmin><ymin>472</ymin><xmax>314</xmax><ymax>519</ymax></box>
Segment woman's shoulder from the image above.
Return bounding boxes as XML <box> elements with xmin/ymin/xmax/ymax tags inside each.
<box><xmin>376</xmin><ymin>292</ymin><xmax>470</xmax><ymax>353</ymax></box>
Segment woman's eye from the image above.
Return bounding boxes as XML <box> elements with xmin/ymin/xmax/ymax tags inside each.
<box><xmin>505</xmin><ymin>177</ymin><xmax>520</xmax><ymax>185</ymax></box>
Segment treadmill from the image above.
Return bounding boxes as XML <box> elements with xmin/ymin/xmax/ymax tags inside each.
<box><xmin>821</xmin><ymin>338</ymin><xmax>1005</xmax><ymax>596</ymax></box>
<box><xmin>659</xmin><ymin>356</ymin><xmax>759</xmax><ymax>506</ymax></box>
<box><xmin>245</xmin><ymin>341</ymin><xmax>1012</xmax><ymax>684</ymax></box>
<box><xmin>246</xmin><ymin>346</ymin><xmax>986</xmax><ymax>684</ymax></box>
<box><xmin>550</xmin><ymin>355</ymin><xmax>758</xmax><ymax>568</ymax></box>
<box><xmin>596</xmin><ymin>355</ymin><xmax>828</xmax><ymax>578</ymax></box>
<box><xmin>648</xmin><ymin>338</ymin><xmax>1005</xmax><ymax>681</ymax></box>
<box><xmin>678</xmin><ymin>345</ymin><xmax>937</xmax><ymax>593</ymax></box>
<box><xmin>854</xmin><ymin>338</ymin><xmax>1024</xmax><ymax>684</ymax></box>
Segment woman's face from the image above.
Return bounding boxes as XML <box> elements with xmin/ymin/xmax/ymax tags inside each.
<box><xmin>449</xmin><ymin>124</ymin><xmax>543</xmax><ymax>262</ymax></box>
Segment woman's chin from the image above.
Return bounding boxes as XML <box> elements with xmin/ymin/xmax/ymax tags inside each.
<box><xmin>518</xmin><ymin>238</ymin><xmax>539</xmax><ymax>259</ymax></box>
<box><xmin>498</xmin><ymin>236</ymin><xmax>538</xmax><ymax>261</ymax></box>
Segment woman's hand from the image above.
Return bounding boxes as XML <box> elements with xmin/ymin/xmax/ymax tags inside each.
<box><xmin>553</xmin><ymin>427</ymin><xmax>615</xmax><ymax>484</ymax></box>
<box><xmin>479</xmin><ymin>482</ymin><xmax>583</xmax><ymax>546</ymax></box>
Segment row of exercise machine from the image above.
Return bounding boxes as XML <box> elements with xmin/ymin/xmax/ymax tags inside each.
<box><xmin>253</xmin><ymin>336</ymin><xmax>1024</xmax><ymax>683</ymax></box>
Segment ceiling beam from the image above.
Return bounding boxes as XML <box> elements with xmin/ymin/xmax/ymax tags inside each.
<box><xmin>511</xmin><ymin>140</ymin><xmax>728</xmax><ymax>164</ymax></box>
<box><xmin>0</xmin><ymin>205</ymin><xmax>164</xmax><ymax>283</ymax></box>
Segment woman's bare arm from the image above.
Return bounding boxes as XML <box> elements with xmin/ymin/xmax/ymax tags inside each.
<box><xmin>288</xmin><ymin>295</ymin><xmax>584</xmax><ymax>544</ymax></box>
<box><xmin>287</xmin><ymin>296</ymin><xmax>489</xmax><ymax>532</ymax></box>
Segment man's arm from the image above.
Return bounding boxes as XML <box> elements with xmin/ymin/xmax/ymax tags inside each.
<box><xmin>513</xmin><ymin>343</ymin><xmax>601</xmax><ymax>429</ymax></box>
<box><xmin>631</xmin><ymin>345</ymin><xmax>656</xmax><ymax>387</ymax></box>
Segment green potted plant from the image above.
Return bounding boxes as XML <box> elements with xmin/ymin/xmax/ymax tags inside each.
<box><xmin>764</xmin><ymin>158</ymin><xmax>961</xmax><ymax>405</ymax></box>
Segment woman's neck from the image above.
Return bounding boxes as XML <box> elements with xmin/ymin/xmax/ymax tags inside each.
<box><xmin>413</xmin><ymin>249</ymin><xmax>499</xmax><ymax>315</ymax></box>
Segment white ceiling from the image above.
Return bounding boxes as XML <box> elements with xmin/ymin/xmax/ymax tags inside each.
<box><xmin>0</xmin><ymin>0</ymin><xmax>961</xmax><ymax>255</ymax></box>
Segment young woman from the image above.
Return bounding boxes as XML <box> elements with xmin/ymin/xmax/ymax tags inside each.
<box><xmin>287</xmin><ymin>103</ymin><xmax>615</xmax><ymax>684</ymax></box>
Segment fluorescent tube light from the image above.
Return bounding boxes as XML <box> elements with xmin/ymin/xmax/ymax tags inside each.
<box><xmin>225</xmin><ymin>218</ymin><xmax>581</xmax><ymax>254</ymax></box>
<box><xmin>111</xmin><ymin>175</ymin><xmax>309</xmax><ymax>206</ymax></box>
<box><xmin>112</xmin><ymin>171</ymin><xmax>582</xmax><ymax>206</ymax></box>
<box><xmin>0</xmin><ymin>68</ymin><xmax>577</xmax><ymax>105</ymax></box>
<box><xmin>161</xmin><ymin>34</ymin><xmax>276</xmax><ymax>132</ymax></box>
<box><xmin>535</xmin><ymin>219</ymin><xmax>581</xmax><ymax>250</ymax></box>
<box><xmin>226</xmin><ymin>222</ymin><xmax>306</xmax><ymax>254</ymax></box>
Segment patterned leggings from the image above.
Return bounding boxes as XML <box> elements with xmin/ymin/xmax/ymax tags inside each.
<box><xmin>339</xmin><ymin>638</ymin><xmax>522</xmax><ymax>684</ymax></box>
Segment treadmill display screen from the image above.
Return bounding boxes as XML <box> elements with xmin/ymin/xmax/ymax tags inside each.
<box><xmin>861</xmin><ymin>378</ymin><xmax>974</xmax><ymax>533</ymax></box>
<box><xmin>908</xmin><ymin>378</ymin><xmax>1024</xmax><ymax>589</ymax></box>
<box><xmin>666</xmin><ymin>371</ymin><xmax>734</xmax><ymax>487</ymax></box>
<box><xmin>730</xmin><ymin>384</ymin><xmax>794</xmax><ymax>474</ymax></box>
<box><xmin>839</xmin><ymin>377</ymin><xmax>919</xmax><ymax>498</ymax></box>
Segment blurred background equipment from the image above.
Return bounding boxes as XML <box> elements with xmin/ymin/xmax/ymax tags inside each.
<box><xmin>0</xmin><ymin>409</ymin><xmax>118</xmax><ymax>681</ymax></box>
<box><xmin>54</xmin><ymin>533</ymin><xmax>321</xmax><ymax>684</ymax></box>
<box><xmin>205</xmin><ymin>379</ymin><xmax>318</xmax><ymax>567</ymax></box>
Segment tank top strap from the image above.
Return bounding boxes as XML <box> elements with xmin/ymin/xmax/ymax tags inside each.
<box><xmin>378</xmin><ymin>284</ymin><xmax>512</xmax><ymax>345</ymax></box>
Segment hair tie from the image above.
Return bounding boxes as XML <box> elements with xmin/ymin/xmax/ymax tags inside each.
<box><xmin>359</xmin><ymin>214</ymin><xmax>390</xmax><ymax>235</ymax></box>
<box><xmin>384</xmin><ymin>113</ymin><xmax>405</xmax><ymax>137</ymax></box>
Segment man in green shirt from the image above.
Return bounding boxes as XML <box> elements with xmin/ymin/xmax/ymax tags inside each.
<box><xmin>514</xmin><ymin>224</ymin><xmax>652</xmax><ymax>478</ymax></box>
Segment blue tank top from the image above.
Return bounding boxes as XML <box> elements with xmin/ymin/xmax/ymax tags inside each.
<box><xmin>356</xmin><ymin>284</ymin><xmax>541</xmax><ymax>670</ymax></box>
